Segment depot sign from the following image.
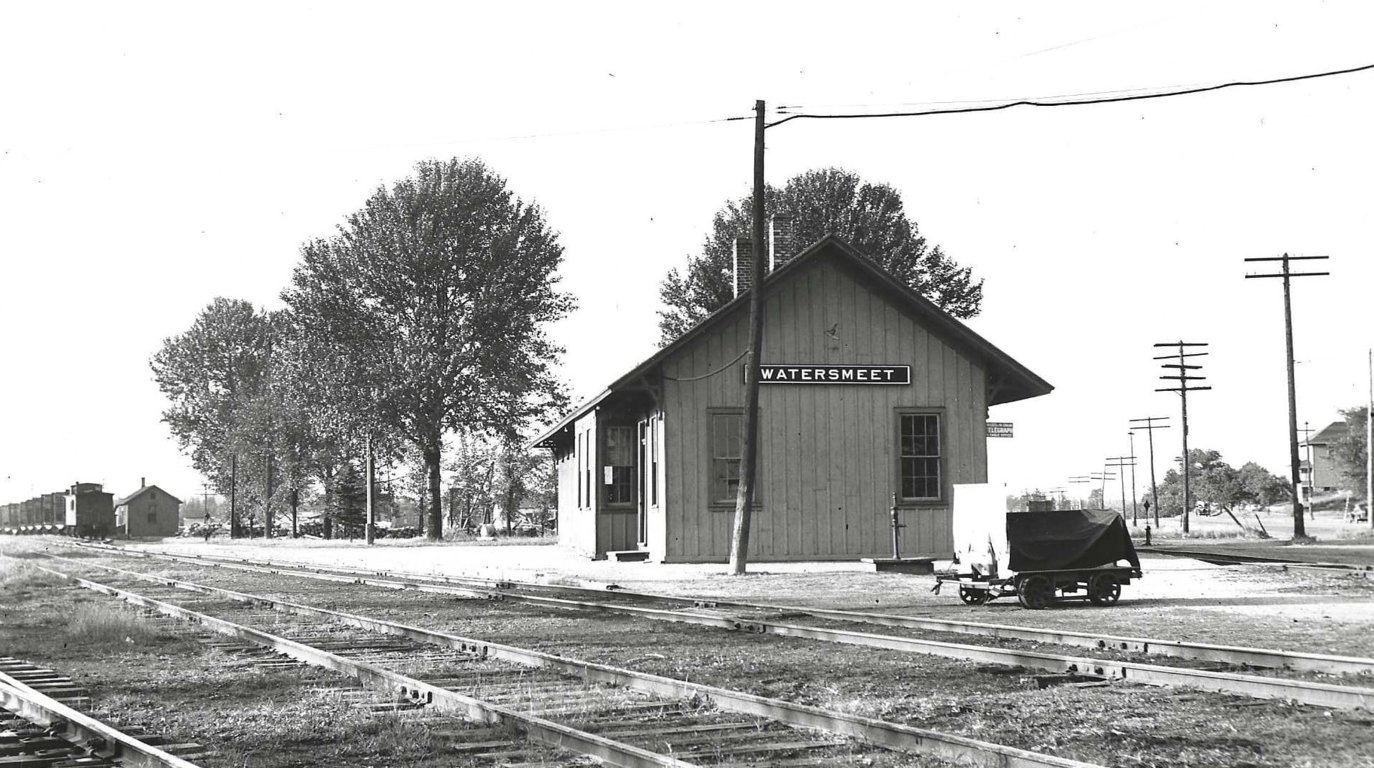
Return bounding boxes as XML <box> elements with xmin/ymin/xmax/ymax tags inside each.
<box><xmin>752</xmin><ymin>364</ymin><xmax>911</xmax><ymax>385</ymax></box>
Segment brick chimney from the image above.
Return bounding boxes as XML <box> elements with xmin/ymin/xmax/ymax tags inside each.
<box><xmin>140</xmin><ymin>477</ymin><xmax>145</xmax><ymax>488</ymax></box>
<box><xmin>733</xmin><ymin>237</ymin><xmax>755</xmax><ymax>298</ymax></box>
<box><xmin>770</xmin><ymin>215</ymin><xmax>797</xmax><ymax>270</ymax></box>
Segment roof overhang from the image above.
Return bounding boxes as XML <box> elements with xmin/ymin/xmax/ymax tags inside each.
<box><xmin>529</xmin><ymin>235</ymin><xmax>1052</xmax><ymax>447</ymax></box>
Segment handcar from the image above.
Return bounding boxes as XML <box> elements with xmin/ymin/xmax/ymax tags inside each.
<box><xmin>935</xmin><ymin>507</ymin><xmax>1142</xmax><ymax>609</ymax></box>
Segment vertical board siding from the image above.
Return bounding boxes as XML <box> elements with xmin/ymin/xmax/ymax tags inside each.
<box><xmin>657</xmin><ymin>254</ymin><xmax>992</xmax><ymax>562</ymax></box>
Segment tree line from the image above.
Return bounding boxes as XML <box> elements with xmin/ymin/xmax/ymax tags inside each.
<box><xmin>152</xmin><ymin>159</ymin><xmax>571</xmax><ymax>540</ymax></box>
<box><xmin>153</xmin><ymin>161</ymin><xmax>985</xmax><ymax>541</ymax></box>
<box><xmin>1154</xmin><ymin>449</ymin><xmax>1292</xmax><ymax>515</ymax></box>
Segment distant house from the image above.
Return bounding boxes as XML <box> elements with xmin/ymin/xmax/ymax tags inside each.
<box><xmin>1303</xmin><ymin>421</ymin><xmax>1349</xmax><ymax>494</ymax></box>
<box><xmin>113</xmin><ymin>481</ymin><xmax>182</xmax><ymax>538</ymax></box>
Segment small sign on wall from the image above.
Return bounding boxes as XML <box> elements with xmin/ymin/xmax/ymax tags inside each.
<box><xmin>751</xmin><ymin>364</ymin><xmax>911</xmax><ymax>385</ymax></box>
<box><xmin>987</xmin><ymin>422</ymin><xmax>1014</xmax><ymax>438</ymax></box>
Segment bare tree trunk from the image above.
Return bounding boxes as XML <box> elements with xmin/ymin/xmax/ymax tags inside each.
<box><xmin>425</xmin><ymin>442</ymin><xmax>443</xmax><ymax>541</ymax></box>
<box><xmin>322</xmin><ymin>466</ymin><xmax>335</xmax><ymax>540</ymax></box>
<box><xmin>502</xmin><ymin>444</ymin><xmax>520</xmax><ymax>535</ymax></box>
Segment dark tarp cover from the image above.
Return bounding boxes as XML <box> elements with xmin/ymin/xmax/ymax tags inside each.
<box><xmin>1006</xmin><ymin>509</ymin><xmax>1141</xmax><ymax>572</ymax></box>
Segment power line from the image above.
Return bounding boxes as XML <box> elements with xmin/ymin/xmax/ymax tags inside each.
<box><xmin>765</xmin><ymin>62</ymin><xmax>1374</xmax><ymax>128</ymax></box>
<box><xmin>389</xmin><ymin>115</ymin><xmax>745</xmax><ymax>148</ymax></box>
<box><xmin>773</xmin><ymin>81</ymin><xmax>1218</xmax><ymax>114</ymax></box>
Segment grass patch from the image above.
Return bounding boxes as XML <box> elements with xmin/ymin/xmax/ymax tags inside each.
<box><xmin>0</xmin><ymin>555</ymin><xmax>64</xmax><ymax>592</ymax></box>
<box><xmin>65</xmin><ymin>603</ymin><xmax>170</xmax><ymax>647</ymax></box>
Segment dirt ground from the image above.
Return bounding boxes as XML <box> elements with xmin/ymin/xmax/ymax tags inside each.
<box><xmin>127</xmin><ymin>530</ymin><xmax>1374</xmax><ymax>655</ymax></box>
<box><xmin>4</xmin><ymin>535</ymin><xmax>1374</xmax><ymax>767</ymax></box>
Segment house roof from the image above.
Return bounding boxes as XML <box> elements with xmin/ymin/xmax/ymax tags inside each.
<box><xmin>532</xmin><ymin>235</ymin><xmax>1054</xmax><ymax>448</ymax></box>
<box><xmin>1307</xmin><ymin>421</ymin><xmax>1350</xmax><ymax>446</ymax></box>
<box><xmin>113</xmin><ymin>485</ymin><xmax>183</xmax><ymax>508</ymax></box>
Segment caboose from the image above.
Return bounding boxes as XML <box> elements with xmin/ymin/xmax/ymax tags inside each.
<box><xmin>66</xmin><ymin>482</ymin><xmax>115</xmax><ymax>538</ymax></box>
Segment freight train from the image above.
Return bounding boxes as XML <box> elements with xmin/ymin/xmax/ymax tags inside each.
<box><xmin>0</xmin><ymin>482</ymin><xmax>115</xmax><ymax>537</ymax></box>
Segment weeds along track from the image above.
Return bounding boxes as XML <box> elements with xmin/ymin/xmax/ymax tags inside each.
<box><xmin>27</xmin><ymin>555</ymin><xmax>1102</xmax><ymax>768</ymax></box>
<box><xmin>1</xmin><ymin>657</ymin><xmax>206</xmax><ymax>768</ymax></box>
<box><xmin>65</xmin><ymin>542</ymin><xmax>1374</xmax><ymax>709</ymax></box>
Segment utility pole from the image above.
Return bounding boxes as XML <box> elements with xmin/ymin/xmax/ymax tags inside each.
<box><xmin>1127</xmin><ymin>432</ymin><xmax>1140</xmax><ymax>524</ymax></box>
<box><xmin>1154</xmin><ymin>342</ymin><xmax>1211</xmax><ymax>534</ymax></box>
<box><xmin>1245</xmin><ymin>254</ymin><xmax>1328</xmax><ymax>540</ymax></box>
<box><xmin>1090</xmin><ymin>472</ymin><xmax>1114</xmax><ymax>510</ymax></box>
<box><xmin>1105</xmin><ymin>457</ymin><xmax>1134</xmax><ymax>520</ymax></box>
<box><xmin>1129</xmin><ymin>417</ymin><xmax>1170</xmax><ymax>527</ymax></box>
<box><xmin>1068</xmin><ymin>475</ymin><xmax>1091</xmax><ymax>510</ymax></box>
<box><xmin>729</xmin><ymin>99</ymin><xmax>767</xmax><ymax>575</ymax></box>
<box><xmin>1368</xmin><ymin>349</ymin><xmax>1373</xmax><ymax>531</ymax></box>
<box><xmin>1300</xmin><ymin>421</ymin><xmax>1315</xmax><ymax>521</ymax></box>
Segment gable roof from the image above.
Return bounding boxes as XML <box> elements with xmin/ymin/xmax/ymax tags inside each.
<box><xmin>114</xmin><ymin>485</ymin><xmax>183</xmax><ymax>508</ymax></box>
<box><xmin>533</xmin><ymin>235</ymin><xmax>1053</xmax><ymax>447</ymax></box>
<box><xmin>1307</xmin><ymin>421</ymin><xmax>1349</xmax><ymax>446</ymax></box>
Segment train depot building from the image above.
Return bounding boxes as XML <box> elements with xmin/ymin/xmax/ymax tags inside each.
<box><xmin>535</xmin><ymin>234</ymin><xmax>1052</xmax><ymax>563</ymax></box>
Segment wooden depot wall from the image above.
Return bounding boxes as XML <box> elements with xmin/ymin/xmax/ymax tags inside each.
<box><xmin>655</xmin><ymin>252</ymin><xmax>987</xmax><ymax>563</ymax></box>
<box><xmin>550</xmin><ymin>247</ymin><xmax>999</xmax><ymax>563</ymax></box>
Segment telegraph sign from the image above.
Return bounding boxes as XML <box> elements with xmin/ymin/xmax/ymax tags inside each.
<box><xmin>987</xmin><ymin>422</ymin><xmax>1014</xmax><ymax>438</ymax></box>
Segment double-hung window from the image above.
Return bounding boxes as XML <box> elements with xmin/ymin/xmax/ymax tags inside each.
<box><xmin>648</xmin><ymin>415</ymin><xmax>661</xmax><ymax>507</ymax></box>
<box><xmin>709</xmin><ymin>410</ymin><xmax>744</xmax><ymax>505</ymax></box>
<box><xmin>898</xmin><ymin>412</ymin><xmax>941</xmax><ymax>501</ymax></box>
<box><xmin>604</xmin><ymin>426</ymin><xmax>635</xmax><ymax>505</ymax></box>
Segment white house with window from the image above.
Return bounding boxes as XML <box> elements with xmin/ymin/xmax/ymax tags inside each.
<box><xmin>534</xmin><ymin>234</ymin><xmax>1052</xmax><ymax>562</ymax></box>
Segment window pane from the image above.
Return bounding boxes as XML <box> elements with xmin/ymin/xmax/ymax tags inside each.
<box><xmin>608</xmin><ymin>466</ymin><xmax>635</xmax><ymax>504</ymax></box>
<box><xmin>603</xmin><ymin>426</ymin><xmax>635</xmax><ymax>505</ymax></box>
<box><xmin>899</xmin><ymin>414</ymin><xmax>941</xmax><ymax>500</ymax></box>
<box><xmin>649</xmin><ymin>416</ymin><xmax>659</xmax><ymax>506</ymax></box>
<box><xmin>606</xmin><ymin>426</ymin><xmax>634</xmax><ymax>466</ymax></box>
<box><xmin>709</xmin><ymin>411</ymin><xmax>745</xmax><ymax>503</ymax></box>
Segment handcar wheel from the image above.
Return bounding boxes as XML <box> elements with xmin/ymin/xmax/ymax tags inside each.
<box><xmin>958</xmin><ymin>586</ymin><xmax>986</xmax><ymax>605</ymax></box>
<box><xmin>1018</xmin><ymin>575</ymin><xmax>1054</xmax><ymax>610</ymax></box>
<box><xmin>1088</xmin><ymin>573</ymin><xmax>1121</xmax><ymax>606</ymax></box>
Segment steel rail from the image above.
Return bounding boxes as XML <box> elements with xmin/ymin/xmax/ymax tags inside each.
<box><xmin>43</xmin><ymin>555</ymin><xmax>1105</xmax><ymax>768</ymax></box>
<box><xmin>28</xmin><ymin>563</ymin><xmax>696</xmax><ymax>768</ymax></box>
<box><xmin>60</xmin><ymin>546</ymin><xmax>1374</xmax><ymax>709</ymax></box>
<box><xmin>77</xmin><ymin>541</ymin><xmax>1374</xmax><ymax>676</ymax></box>
<box><xmin>0</xmin><ymin>667</ymin><xmax>202</xmax><ymax>768</ymax></box>
<box><xmin>1139</xmin><ymin>547</ymin><xmax>1374</xmax><ymax>570</ymax></box>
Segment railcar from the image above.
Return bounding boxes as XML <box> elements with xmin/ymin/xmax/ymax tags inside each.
<box><xmin>935</xmin><ymin>488</ymin><xmax>1142</xmax><ymax>609</ymax></box>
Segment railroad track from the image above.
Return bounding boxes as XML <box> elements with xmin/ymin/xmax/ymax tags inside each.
<box><xmin>26</xmin><ymin>555</ymin><xmax>1103</xmax><ymax>768</ymax></box>
<box><xmin>0</xmin><ymin>657</ymin><xmax>206</xmax><ymax>768</ymax></box>
<box><xmin>60</xmin><ymin>542</ymin><xmax>1374</xmax><ymax>709</ymax></box>
<box><xmin>71</xmin><ymin>541</ymin><xmax>1374</xmax><ymax>675</ymax></box>
<box><xmin>1139</xmin><ymin>545</ymin><xmax>1374</xmax><ymax>574</ymax></box>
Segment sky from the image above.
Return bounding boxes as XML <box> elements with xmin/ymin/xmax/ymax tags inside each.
<box><xmin>3</xmin><ymin>2</ymin><xmax>1373</xmax><ymax>507</ymax></box>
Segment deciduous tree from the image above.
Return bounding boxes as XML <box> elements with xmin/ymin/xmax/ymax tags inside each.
<box><xmin>1237</xmin><ymin>461</ymin><xmax>1292</xmax><ymax>507</ymax></box>
<box><xmin>151</xmin><ymin>298</ymin><xmax>284</xmax><ymax>534</ymax></box>
<box><xmin>283</xmin><ymin>158</ymin><xmax>572</xmax><ymax>540</ymax></box>
<box><xmin>1329</xmin><ymin>406</ymin><xmax>1369</xmax><ymax>497</ymax></box>
<box><xmin>657</xmin><ymin>168</ymin><xmax>983</xmax><ymax>343</ymax></box>
<box><xmin>1156</xmin><ymin>449</ymin><xmax>1284</xmax><ymax>515</ymax></box>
